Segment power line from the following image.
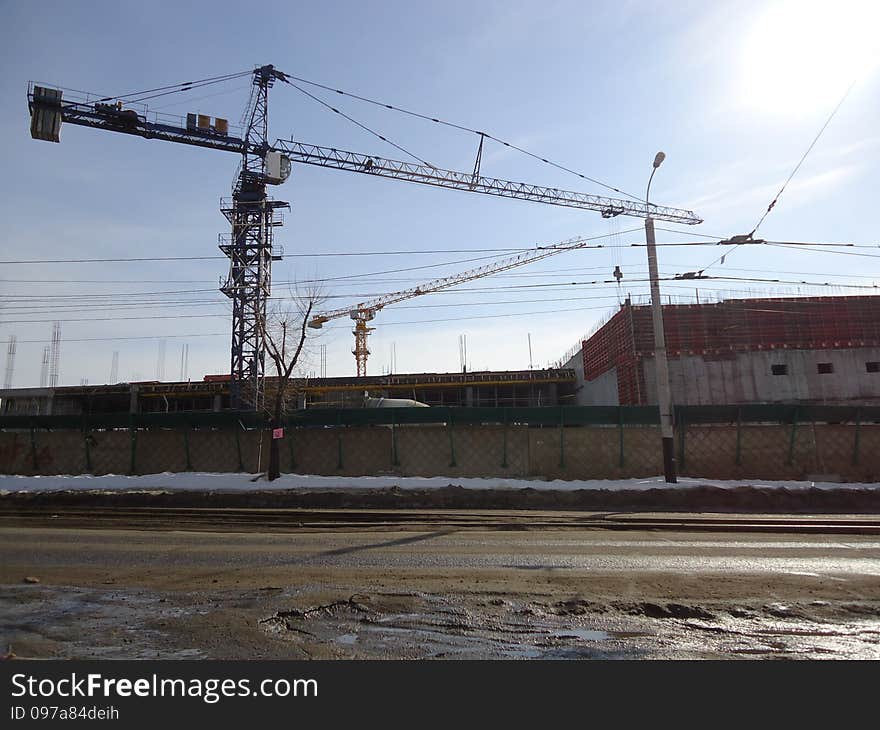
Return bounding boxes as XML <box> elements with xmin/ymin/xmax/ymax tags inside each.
<box><xmin>13</xmin><ymin>333</ymin><xmax>227</xmax><ymax>344</ymax></box>
<box><xmin>750</xmin><ymin>80</ymin><xmax>857</xmax><ymax>239</ymax></box>
<box><xmin>6</xmin><ymin>261</ymin><xmax>874</xmax><ymax>290</ymax></box>
<box><xmin>765</xmin><ymin>243</ymin><xmax>880</xmax><ymax>259</ymax></box>
<box><xmin>701</xmin><ymin>79</ymin><xmax>858</xmax><ymax>272</ymax></box>
<box><xmin>3</xmin><ymin>314</ymin><xmax>228</xmax><ymax>325</ymax></box>
<box><xmin>7</xmin><ymin>277</ymin><xmax>875</xmax><ymax>325</ymax></box>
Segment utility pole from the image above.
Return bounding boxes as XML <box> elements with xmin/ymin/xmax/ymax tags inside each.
<box><xmin>3</xmin><ymin>335</ymin><xmax>16</xmax><ymax>389</ymax></box>
<box><xmin>645</xmin><ymin>151</ymin><xmax>677</xmax><ymax>483</ymax></box>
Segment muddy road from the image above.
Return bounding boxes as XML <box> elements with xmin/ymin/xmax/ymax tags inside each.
<box><xmin>1</xmin><ymin>511</ymin><xmax>879</xmax><ymax>659</ymax></box>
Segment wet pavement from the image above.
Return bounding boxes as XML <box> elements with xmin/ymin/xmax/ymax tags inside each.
<box><xmin>1</xmin><ymin>520</ymin><xmax>879</xmax><ymax>659</ymax></box>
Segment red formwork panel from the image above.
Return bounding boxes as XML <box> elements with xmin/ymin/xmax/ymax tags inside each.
<box><xmin>582</xmin><ymin>305</ymin><xmax>636</xmax><ymax>381</ymax></box>
<box><xmin>580</xmin><ymin>296</ymin><xmax>880</xmax><ymax>402</ymax></box>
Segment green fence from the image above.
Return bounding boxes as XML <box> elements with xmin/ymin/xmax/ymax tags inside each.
<box><xmin>2</xmin><ymin>404</ymin><xmax>878</xmax><ymax>432</ymax></box>
<box><xmin>1</xmin><ymin>405</ymin><xmax>878</xmax><ymax>481</ymax></box>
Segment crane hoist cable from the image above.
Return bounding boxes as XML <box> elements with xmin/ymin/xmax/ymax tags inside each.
<box><xmin>97</xmin><ymin>70</ymin><xmax>252</xmax><ymax>105</ymax></box>
<box><xmin>282</xmin><ymin>72</ymin><xmax>643</xmax><ymax>200</ymax></box>
<box><xmin>287</xmin><ymin>81</ymin><xmax>436</xmax><ymax>167</ymax></box>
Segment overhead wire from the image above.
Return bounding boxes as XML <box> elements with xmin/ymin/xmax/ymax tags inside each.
<box><xmin>12</xmin><ymin>333</ymin><xmax>227</xmax><ymax>345</ymax></box>
<box><xmin>3</xmin><ymin>235</ymin><xmax>875</xmax><ymax>265</ymax></box>
<box><xmin>5</xmin><ymin>262</ymin><xmax>876</xmax><ymax>289</ymax></box>
<box><xmin>765</xmin><ymin>243</ymin><xmax>880</xmax><ymax>259</ymax></box>
<box><xmin>749</xmin><ymin>80</ymin><xmax>857</xmax><ymax>240</ymax></box>
<box><xmin>701</xmin><ymin>79</ymin><xmax>858</xmax><ymax>272</ymax></box>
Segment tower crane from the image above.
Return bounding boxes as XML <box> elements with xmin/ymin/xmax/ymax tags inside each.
<box><xmin>308</xmin><ymin>234</ymin><xmax>601</xmax><ymax>376</ymax></box>
<box><xmin>27</xmin><ymin>64</ymin><xmax>702</xmax><ymax>407</ymax></box>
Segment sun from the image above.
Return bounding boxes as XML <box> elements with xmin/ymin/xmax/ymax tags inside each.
<box><xmin>739</xmin><ymin>0</ymin><xmax>880</xmax><ymax>116</ymax></box>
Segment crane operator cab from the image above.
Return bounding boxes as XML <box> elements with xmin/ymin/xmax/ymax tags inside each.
<box><xmin>264</xmin><ymin>151</ymin><xmax>291</xmax><ymax>185</ymax></box>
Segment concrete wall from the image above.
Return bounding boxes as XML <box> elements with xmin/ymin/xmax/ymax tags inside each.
<box><xmin>564</xmin><ymin>352</ymin><xmax>619</xmax><ymax>406</ymax></box>
<box><xmin>598</xmin><ymin>347</ymin><xmax>880</xmax><ymax>406</ymax></box>
<box><xmin>2</xmin><ymin>422</ymin><xmax>878</xmax><ymax>482</ymax></box>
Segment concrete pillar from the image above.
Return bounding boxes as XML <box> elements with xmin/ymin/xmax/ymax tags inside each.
<box><xmin>129</xmin><ymin>385</ymin><xmax>139</xmax><ymax>414</ymax></box>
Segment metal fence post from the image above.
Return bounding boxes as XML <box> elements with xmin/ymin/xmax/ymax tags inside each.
<box><xmin>288</xmin><ymin>427</ymin><xmax>297</xmax><ymax>472</ymax></box>
<box><xmin>391</xmin><ymin>411</ymin><xmax>400</xmax><ymax>467</ymax></box>
<box><xmin>29</xmin><ymin>424</ymin><xmax>38</xmax><ymax>472</ymax></box>
<box><xmin>558</xmin><ymin>407</ymin><xmax>565</xmax><ymax>469</ymax></box>
<box><xmin>677</xmin><ymin>408</ymin><xmax>687</xmax><ymax>471</ymax></box>
<box><xmin>336</xmin><ymin>411</ymin><xmax>344</xmax><ymax>470</ymax></box>
<box><xmin>618</xmin><ymin>408</ymin><xmax>625</xmax><ymax>468</ymax></box>
<box><xmin>128</xmin><ymin>415</ymin><xmax>137</xmax><ymax>475</ymax></box>
<box><xmin>447</xmin><ymin>409</ymin><xmax>457</xmax><ymax>467</ymax></box>
<box><xmin>853</xmin><ymin>408</ymin><xmax>862</xmax><ymax>466</ymax></box>
<box><xmin>183</xmin><ymin>423</ymin><xmax>192</xmax><ymax>471</ymax></box>
<box><xmin>501</xmin><ymin>408</ymin><xmax>508</xmax><ymax>469</ymax></box>
<box><xmin>81</xmin><ymin>415</ymin><xmax>92</xmax><ymax>473</ymax></box>
<box><xmin>234</xmin><ymin>423</ymin><xmax>244</xmax><ymax>472</ymax></box>
<box><xmin>735</xmin><ymin>407</ymin><xmax>743</xmax><ymax>466</ymax></box>
<box><xmin>786</xmin><ymin>406</ymin><xmax>800</xmax><ymax>467</ymax></box>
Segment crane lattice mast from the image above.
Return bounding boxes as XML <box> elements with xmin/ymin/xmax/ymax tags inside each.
<box><xmin>218</xmin><ymin>65</ymin><xmax>289</xmax><ymax>409</ymax></box>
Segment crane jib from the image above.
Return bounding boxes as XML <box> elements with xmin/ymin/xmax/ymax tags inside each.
<box><xmin>273</xmin><ymin>141</ymin><xmax>703</xmax><ymax>225</ymax></box>
<box><xmin>28</xmin><ymin>85</ymin><xmax>701</xmax><ymax>225</ymax></box>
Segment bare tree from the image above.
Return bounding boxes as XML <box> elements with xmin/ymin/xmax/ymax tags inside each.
<box><xmin>260</xmin><ymin>290</ymin><xmax>322</xmax><ymax>481</ymax></box>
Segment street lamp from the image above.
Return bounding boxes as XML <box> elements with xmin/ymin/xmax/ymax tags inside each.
<box><xmin>645</xmin><ymin>151</ymin><xmax>677</xmax><ymax>483</ymax></box>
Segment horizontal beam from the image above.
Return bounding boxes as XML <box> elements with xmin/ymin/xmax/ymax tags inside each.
<box><xmin>53</xmin><ymin>100</ymin><xmax>246</xmax><ymax>154</ymax></box>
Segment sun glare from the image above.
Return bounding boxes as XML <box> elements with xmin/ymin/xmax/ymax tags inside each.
<box><xmin>740</xmin><ymin>0</ymin><xmax>880</xmax><ymax>116</ymax></box>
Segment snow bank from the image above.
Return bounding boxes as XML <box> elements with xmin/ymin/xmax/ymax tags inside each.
<box><xmin>1</xmin><ymin>472</ymin><xmax>877</xmax><ymax>494</ymax></box>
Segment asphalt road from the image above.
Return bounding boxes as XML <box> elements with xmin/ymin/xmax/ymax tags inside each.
<box><xmin>2</xmin><ymin>511</ymin><xmax>879</xmax><ymax>659</ymax></box>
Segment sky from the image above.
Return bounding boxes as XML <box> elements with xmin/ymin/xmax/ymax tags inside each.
<box><xmin>1</xmin><ymin>0</ymin><xmax>879</xmax><ymax>387</ymax></box>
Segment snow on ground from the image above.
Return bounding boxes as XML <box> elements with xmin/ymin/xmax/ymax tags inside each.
<box><xmin>0</xmin><ymin>472</ymin><xmax>877</xmax><ymax>494</ymax></box>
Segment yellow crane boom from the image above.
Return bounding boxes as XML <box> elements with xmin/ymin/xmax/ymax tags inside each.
<box><xmin>308</xmin><ymin>234</ymin><xmax>599</xmax><ymax>376</ymax></box>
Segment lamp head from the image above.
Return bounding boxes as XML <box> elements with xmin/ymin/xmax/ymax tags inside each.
<box><xmin>653</xmin><ymin>151</ymin><xmax>666</xmax><ymax>169</ymax></box>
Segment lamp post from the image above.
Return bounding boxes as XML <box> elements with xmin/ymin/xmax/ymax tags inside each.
<box><xmin>645</xmin><ymin>151</ymin><xmax>677</xmax><ymax>483</ymax></box>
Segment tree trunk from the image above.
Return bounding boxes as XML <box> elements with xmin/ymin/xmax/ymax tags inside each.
<box><xmin>268</xmin><ymin>397</ymin><xmax>283</xmax><ymax>481</ymax></box>
<box><xmin>268</xmin><ymin>433</ymin><xmax>280</xmax><ymax>481</ymax></box>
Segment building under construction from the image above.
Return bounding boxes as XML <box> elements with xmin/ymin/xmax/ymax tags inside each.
<box><xmin>565</xmin><ymin>295</ymin><xmax>880</xmax><ymax>406</ymax></box>
<box><xmin>0</xmin><ymin>369</ymin><xmax>576</xmax><ymax>416</ymax></box>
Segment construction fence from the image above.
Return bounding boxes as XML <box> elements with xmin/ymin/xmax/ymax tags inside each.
<box><xmin>1</xmin><ymin>405</ymin><xmax>878</xmax><ymax>483</ymax></box>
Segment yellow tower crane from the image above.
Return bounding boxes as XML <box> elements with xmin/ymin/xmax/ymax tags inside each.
<box><xmin>308</xmin><ymin>233</ymin><xmax>602</xmax><ymax>376</ymax></box>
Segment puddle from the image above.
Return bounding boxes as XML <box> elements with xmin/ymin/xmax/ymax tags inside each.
<box><xmin>261</xmin><ymin>594</ymin><xmax>637</xmax><ymax>659</ymax></box>
<box><xmin>550</xmin><ymin>628</ymin><xmax>611</xmax><ymax>641</ymax></box>
<box><xmin>0</xmin><ymin>585</ymin><xmax>203</xmax><ymax>660</ymax></box>
<box><xmin>260</xmin><ymin>593</ymin><xmax>880</xmax><ymax>660</ymax></box>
